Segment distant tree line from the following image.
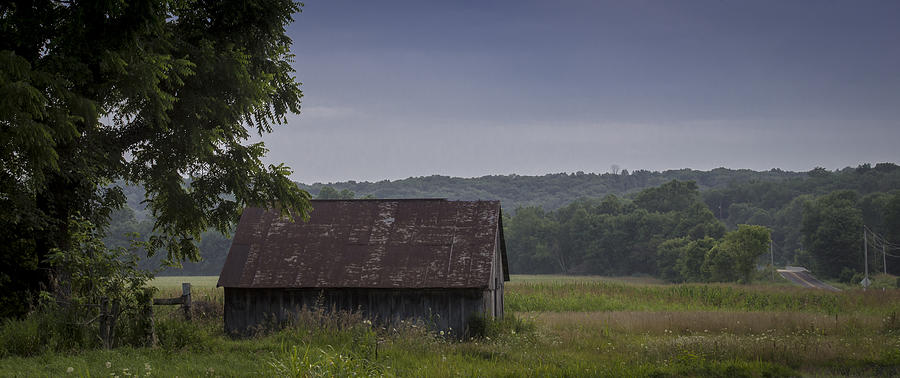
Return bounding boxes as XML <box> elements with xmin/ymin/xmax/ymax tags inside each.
<box><xmin>504</xmin><ymin>180</ymin><xmax>771</xmax><ymax>283</ymax></box>
<box><xmin>298</xmin><ymin>168</ymin><xmax>804</xmax><ymax>211</ymax></box>
<box><xmin>701</xmin><ymin>163</ymin><xmax>900</xmax><ymax>282</ymax></box>
<box><xmin>106</xmin><ymin>164</ymin><xmax>900</xmax><ymax>282</ymax></box>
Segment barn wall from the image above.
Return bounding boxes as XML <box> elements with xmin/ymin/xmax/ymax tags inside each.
<box><xmin>224</xmin><ymin>287</ymin><xmax>488</xmax><ymax>337</ymax></box>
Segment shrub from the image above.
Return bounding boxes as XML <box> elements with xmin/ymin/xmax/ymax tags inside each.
<box><xmin>0</xmin><ymin>315</ymin><xmax>49</xmax><ymax>357</ymax></box>
<box><xmin>39</xmin><ymin>217</ymin><xmax>156</xmax><ymax>350</ymax></box>
<box><xmin>838</xmin><ymin>268</ymin><xmax>857</xmax><ymax>284</ymax></box>
<box><xmin>156</xmin><ymin>316</ymin><xmax>211</xmax><ymax>351</ymax></box>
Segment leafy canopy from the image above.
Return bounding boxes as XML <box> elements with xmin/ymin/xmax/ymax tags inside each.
<box><xmin>0</xmin><ymin>0</ymin><xmax>311</xmax><ymax>316</ymax></box>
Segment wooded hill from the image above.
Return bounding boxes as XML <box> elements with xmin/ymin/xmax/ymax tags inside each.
<box><xmin>110</xmin><ymin>163</ymin><xmax>900</xmax><ymax>279</ymax></box>
<box><xmin>298</xmin><ymin>168</ymin><xmax>803</xmax><ymax>211</ymax></box>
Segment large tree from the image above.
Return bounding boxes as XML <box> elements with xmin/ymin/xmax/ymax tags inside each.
<box><xmin>801</xmin><ymin>191</ymin><xmax>863</xmax><ymax>278</ymax></box>
<box><xmin>0</xmin><ymin>0</ymin><xmax>311</xmax><ymax>317</ymax></box>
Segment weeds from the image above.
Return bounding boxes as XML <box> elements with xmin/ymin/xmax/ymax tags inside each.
<box><xmin>2</xmin><ymin>277</ymin><xmax>899</xmax><ymax>376</ymax></box>
<box><xmin>506</xmin><ymin>280</ymin><xmax>900</xmax><ymax>315</ymax></box>
<box><xmin>268</xmin><ymin>343</ymin><xmax>384</xmax><ymax>377</ymax></box>
<box><xmin>467</xmin><ymin>314</ymin><xmax>535</xmax><ymax>339</ymax></box>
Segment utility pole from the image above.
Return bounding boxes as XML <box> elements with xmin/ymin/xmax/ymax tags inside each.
<box><xmin>770</xmin><ymin>239</ymin><xmax>775</xmax><ymax>280</ymax></box>
<box><xmin>863</xmin><ymin>228</ymin><xmax>869</xmax><ymax>290</ymax></box>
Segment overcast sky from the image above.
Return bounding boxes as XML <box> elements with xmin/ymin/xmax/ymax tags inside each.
<box><xmin>256</xmin><ymin>0</ymin><xmax>900</xmax><ymax>184</ymax></box>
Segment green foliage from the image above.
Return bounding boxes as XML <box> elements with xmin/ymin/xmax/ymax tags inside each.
<box><xmin>695</xmin><ymin>225</ymin><xmax>771</xmax><ymax>284</ymax></box>
<box><xmin>634</xmin><ymin>180</ymin><xmax>701</xmax><ymax>213</ymax></box>
<box><xmin>802</xmin><ymin>191</ymin><xmax>864</xmax><ymax>278</ymax></box>
<box><xmin>657</xmin><ymin>237</ymin><xmax>690</xmax><ymax>282</ymax></box>
<box><xmin>507</xmin><ymin>182</ymin><xmax>726</xmax><ymax>276</ymax></box>
<box><xmin>677</xmin><ymin>237</ymin><xmax>718</xmax><ymax>283</ymax></box>
<box><xmin>315</xmin><ymin>186</ymin><xmax>356</xmax><ymax>199</ymax></box>
<box><xmin>504</xmin><ymin>207</ymin><xmax>563</xmax><ymax>274</ymax></box>
<box><xmin>701</xmin><ymin>245</ymin><xmax>733</xmax><ymax>283</ymax></box>
<box><xmin>300</xmin><ymin>168</ymin><xmax>809</xmax><ymax>212</ymax></box>
<box><xmin>156</xmin><ymin>316</ymin><xmax>212</xmax><ymax>351</ymax></box>
<box><xmin>703</xmin><ymin>164</ymin><xmax>900</xmax><ymax>268</ymax></box>
<box><xmin>40</xmin><ymin>217</ymin><xmax>155</xmax><ymax>351</ymax></box>
<box><xmin>95</xmin><ymin>164</ymin><xmax>900</xmax><ymax>278</ymax></box>
<box><xmin>0</xmin><ymin>312</ymin><xmax>55</xmax><ymax>358</ymax></box>
<box><xmin>45</xmin><ymin>217</ymin><xmax>154</xmax><ymax>310</ymax></box>
<box><xmin>3</xmin><ymin>277</ymin><xmax>900</xmax><ymax>376</ymax></box>
<box><xmin>0</xmin><ymin>0</ymin><xmax>312</xmax><ymax>315</ymax></box>
<box><xmin>267</xmin><ymin>344</ymin><xmax>384</xmax><ymax>377</ymax></box>
<box><xmin>721</xmin><ymin>225</ymin><xmax>771</xmax><ymax>283</ymax></box>
<box><xmin>502</xmin><ymin>280</ymin><xmax>900</xmax><ymax>315</ymax></box>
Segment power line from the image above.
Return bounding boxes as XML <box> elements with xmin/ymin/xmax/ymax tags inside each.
<box><xmin>863</xmin><ymin>226</ymin><xmax>900</xmax><ymax>277</ymax></box>
<box><xmin>863</xmin><ymin>226</ymin><xmax>900</xmax><ymax>249</ymax></box>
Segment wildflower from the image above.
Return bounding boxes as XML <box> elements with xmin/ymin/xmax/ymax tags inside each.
<box><xmin>440</xmin><ymin>330</ymin><xmax>445</xmax><ymax>336</ymax></box>
<box><xmin>106</xmin><ymin>362</ymin><xmax>112</xmax><ymax>369</ymax></box>
<box><xmin>145</xmin><ymin>362</ymin><xmax>152</xmax><ymax>371</ymax></box>
<box><xmin>67</xmin><ymin>367</ymin><xmax>74</xmax><ymax>373</ymax></box>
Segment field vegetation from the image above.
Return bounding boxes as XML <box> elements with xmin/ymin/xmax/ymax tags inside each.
<box><xmin>1</xmin><ymin>275</ymin><xmax>898</xmax><ymax>377</ymax></box>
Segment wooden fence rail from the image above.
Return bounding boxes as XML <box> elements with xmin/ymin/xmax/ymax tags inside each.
<box><xmin>153</xmin><ymin>282</ymin><xmax>192</xmax><ymax>321</ymax></box>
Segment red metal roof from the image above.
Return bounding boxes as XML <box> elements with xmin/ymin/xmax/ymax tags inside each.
<box><xmin>217</xmin><ymin>199</ymin><xmax>508</xmax><ymax>289</ymax></box>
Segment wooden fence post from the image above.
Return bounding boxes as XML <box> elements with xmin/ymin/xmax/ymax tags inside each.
<box><xmin>98</xmin><ymin>297</ymin><xmax>110</xmax><ymax>349</ymax></box>
<box><xmin>143</xmin><ymin>288</ymin><xmax>157</xmax><ymax>347</ymax></box>
<box><xmin>182</xmin><ymin>283</ymin><xmax>192</xmax><ymax>321</ymax></box>
<box><xmin>152</xmin><ymin>283</ymin><xmax>192</xmax><ymax>322</ymax></box>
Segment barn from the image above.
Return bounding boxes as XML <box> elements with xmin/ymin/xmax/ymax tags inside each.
<box><xmin>216</xmin><ymin>199</ymin><xmax>509</xmax><ymax>336</ymax></box>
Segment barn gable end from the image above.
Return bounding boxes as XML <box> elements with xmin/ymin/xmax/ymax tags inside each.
<box><xmin>217</xmin><ymin>199</ymin><xmax>508</xmax><ymax>336</ymax></box>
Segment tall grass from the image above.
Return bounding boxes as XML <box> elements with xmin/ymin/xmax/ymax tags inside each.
<box><xmin>3</xmin><ymin>278</ymin><xmax>898</xmax><ymax>376</ymax></box>
<box><xmin>506</xmin><ymin>280</ymin><xmax>900</xmax><ymax>315</ymax></box>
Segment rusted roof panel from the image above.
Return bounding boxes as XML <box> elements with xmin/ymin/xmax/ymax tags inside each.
<box><xmin>217</xmin><ymin>199</ymin><xmax>507</xmax><ymax>289</ymax></box>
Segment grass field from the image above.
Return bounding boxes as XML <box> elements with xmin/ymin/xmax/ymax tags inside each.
<box><xmin>150</xmin><ymin>275</ymin><xmax>221</xmax><ymax>289</ymax></box>
<box><xmin>2</xmin><ymin>275</ymin><xmax>898</xmax><ymax>376</ymax></box>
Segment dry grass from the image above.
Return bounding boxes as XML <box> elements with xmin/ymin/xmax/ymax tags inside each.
<box><xmin>528</xmin><ymin>310</ymin><xmax>900</xmax><ymax>373</ymax></box>
<box><xmin>529</xmin><ymin>310</ymin><xmax>884</xmax><ymax>336</ymax></box>
<box><xmin>150</xmin><ymin>275</ymin><xmax>219</xmax><ymax>289</ymax></box>
<box><xmin>510</xmin><ymin>274</ymin><xmax>667</xmax><ymax>285</ymax></box>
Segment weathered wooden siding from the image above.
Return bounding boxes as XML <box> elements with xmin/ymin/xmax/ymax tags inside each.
<box><xmin>225</xmin><ymin>288</ymin><xmax>494</xmax><ymax>336</ymax></box>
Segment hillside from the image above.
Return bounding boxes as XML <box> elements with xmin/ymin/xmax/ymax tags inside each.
<box><xmin>298</xmin><ymin>168</ymin><xmax>803</xmax><ymax>211</ymax></box>
<box><xmin>109</xmin><ymin>164</ymin><xmax>900</xmax><ymax>277</ymax></box>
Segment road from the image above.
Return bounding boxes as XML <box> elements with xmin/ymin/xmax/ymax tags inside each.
<box><xmin>777</xmin><ymin>267</ymin><xmax>841</xmax><ymax>292</ymax></box>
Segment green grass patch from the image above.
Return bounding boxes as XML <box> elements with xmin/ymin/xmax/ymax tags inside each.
<box><xmin>506</xmin><ymin>280</ymin><xmax>900</xmax><ymax>315</ymax></box>
<box><xmin>150</xmin><ymin>275</ymin><xmax>219</xmax><ymax>290</ymax></box>
<box><xmin>3</xmin><ymin>276</ymin><xmax>899</xmax><ymax>376</ymax></box>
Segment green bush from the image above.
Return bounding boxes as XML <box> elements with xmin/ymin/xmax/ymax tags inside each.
<box><xmin>0</xmin><ymin>307</ymin><xmax>100</xmax><ymax>357</ymax></box>
<box><xmin>837</xmin><ymin>267</ymin><xmax>857</xmax><ymax>284</ymax></box>
<box><xmin>156</xmin><ymin>316</ymin><xmax>210</xmax><ymax>351</ymax></box>
<box><xmin>0</xmin><ymin>315</ymin><xmax>49</xmax><ymax>357</ymax></box>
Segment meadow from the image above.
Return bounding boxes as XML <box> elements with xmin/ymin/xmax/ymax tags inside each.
<box><xmin>1</xmin><ymin>275</ymin><xmax>898</xmax><ymax>377</ymax></box>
